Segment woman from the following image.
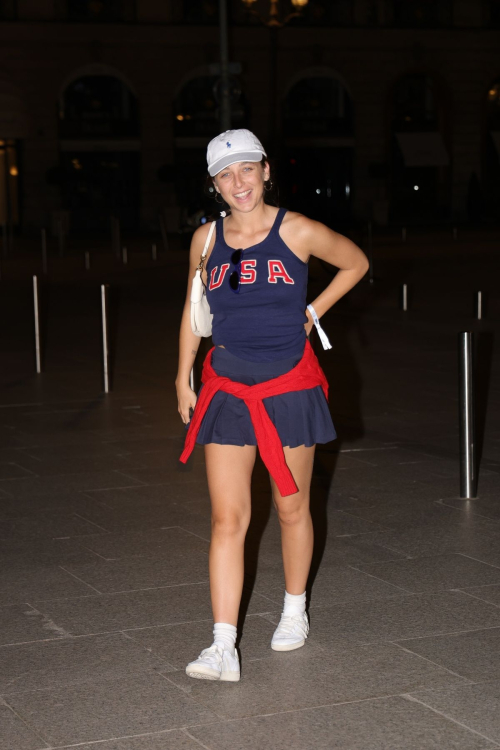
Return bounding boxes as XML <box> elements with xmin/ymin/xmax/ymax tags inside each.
<box><xmin>176</xmin><ymin>129</ymin><xmax>368</xmax><ymax>682</ymax></box>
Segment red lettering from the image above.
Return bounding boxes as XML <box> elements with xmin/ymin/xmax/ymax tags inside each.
<box><xmin>209</xmin><ymin>263</ymin><xmax>230</xmax><ymax>290</ymax></box>
<box><xmin>240</xmin><ymin>259</ymin><xmax>257</xmax><ymax>284</ymax></box>
<box><xmin>267</xmin><ymin>260</ymin><xmax>294</xmax><ymax>284</ymax></box>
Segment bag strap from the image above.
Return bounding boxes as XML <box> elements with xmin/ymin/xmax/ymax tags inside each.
<box><xmin>197</xmin><ymin>221</ymin><xmax>216</xmax><ymax>270</ymax></box>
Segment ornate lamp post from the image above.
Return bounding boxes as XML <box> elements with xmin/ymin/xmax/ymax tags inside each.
<box><xmin>241</xmin><ymin>0</ymin><xmax>309</xmax><ymax>149</ymax></box>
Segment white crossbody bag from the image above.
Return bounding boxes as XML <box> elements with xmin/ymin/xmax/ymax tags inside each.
<box><xmin>190</xmin><ymin>220</ymin><xmax>216</xmax><ymax>338</ymax></box>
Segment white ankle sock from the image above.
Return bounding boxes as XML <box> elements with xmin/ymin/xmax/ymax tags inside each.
<box><xmin>283</xmin><ymin>591</ymin><xmax>306</xmax><ymax>617</ymax></box>
<box><xmin>213</xmin><ymin>622</ymin><xmax>237</xmax><ymax>655</ymax></box>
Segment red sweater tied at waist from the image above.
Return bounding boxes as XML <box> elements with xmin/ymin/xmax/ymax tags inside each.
<box><xmin>179</xmin><ymin>339</ymin><xmax>329</xmax><ymax>497</ymax></box>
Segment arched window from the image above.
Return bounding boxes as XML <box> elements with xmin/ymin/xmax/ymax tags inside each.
<box><xmin>392</xmin><ymin>74</ymin><xmax>438</xmax><ymax>132</ymax></box>
<box><xmin>393</xmin><ymin>0</ymin><xmax>452</xmax><ymax>27</ymax></box>
<box><xmin>58</xmin><ymin>72</ymin><xmax>140</xmax><ymax>231</ymax></box>
<box><xmin>390</xmin><ymin>74</ymin><xmax>450</xmax><ymax>222</ymax></box>
<box><xmin>59</xmin><ymin>75</ymin><xmax>139</xmax><ymax>139</ymax></box>
<box><xmin>173</xmin><ymin>75</ymin><xmax>248</xmax><ymax>137</ymax></box>
<box><xmin>283</xmin><ymin>76</ymin><xmax>353</xmax><ymax>137</ymax></box>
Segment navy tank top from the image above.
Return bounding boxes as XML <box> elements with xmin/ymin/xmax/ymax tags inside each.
<box><xmin>206</xmin><ymin>208</ymin><xmax>308</xmax><ymax>362</ymax></box>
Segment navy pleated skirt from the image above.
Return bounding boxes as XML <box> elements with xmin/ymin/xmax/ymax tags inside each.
<box><xmin>195</xmin><ymin>345</ymin><xmax>337</xmax><ymax>449</ymax></box>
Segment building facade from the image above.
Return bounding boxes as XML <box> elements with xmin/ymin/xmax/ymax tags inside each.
<box><xmin>0</xmin><ymin>0</ymin><xmax>499</xmax><ymax>235</ymax></box>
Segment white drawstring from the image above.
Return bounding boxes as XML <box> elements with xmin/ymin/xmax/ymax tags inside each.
<box><xmin>307</xmin><ymin>304</ymin><xmax>332</xmax><ymax>350</ymax></box>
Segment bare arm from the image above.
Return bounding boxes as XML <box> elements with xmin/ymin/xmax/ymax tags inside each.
<box><xmin>175</xmin><ymin>223</ymin><xmax>214</xmax><ymax>424</ymax></box>
<box><xmin>283</xmin><ymin>215</ymin><xmax>369</xmax><ymax>333</ymax></box>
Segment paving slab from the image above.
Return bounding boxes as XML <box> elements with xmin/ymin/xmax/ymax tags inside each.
<box><xmin>396</xmin><ymin>627</ymin><xmax>500</xmax><ymax>681</ymax></box>
<box><xmin>55</xmin><ymin>733</ymin><xmax>205</xmax><ymax>750</ymax></box>
<box><xmin>355</xmin><ymin>554</ymin><xmax>500</xmax><ymax>593</ymax></box>
<box><xmin>3</xmin><ymin>672</ymin><xmax>216</xmax><ymax>746</ymax></box>
<box><xmin>186</xmin><ymin>694</ymin><xmax>497</xmax><ymax>750</ymax></box>
<box><xmin>409</xmin><ymin>681</ymin><xmax>500</xmax><ymax>744</ymax></box>
<box><xmin>31</xmin><ymin>583</ymin><xmax>274</xmax><ymax>636</ymax></box>
<box><xmin>0</xmin><ymin>703</ymin><xmax>48</xmax><ymax>750</ymax></box>
<box><xmin>0</xmin><ymin>604</ymin><xmax>70</xmax><ymax>646</ymax></box>
<box><xmin>0</xmin><ymin>632</ymin><xmax>174</xmax><ymax>694</ymax></box>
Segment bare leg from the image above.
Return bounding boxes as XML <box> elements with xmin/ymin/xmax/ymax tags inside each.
<box><xmin>205</xmin><ymin>443</ymin><xmax>257</xmax><ymax>625</ymax></box>
<box><xmin>270</xmin><ymin>445</ymin><xmax>316</xmax><ymax>595</ymax></box>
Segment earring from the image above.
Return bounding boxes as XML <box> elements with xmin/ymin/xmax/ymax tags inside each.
<box><xmin>264</xmin><ymin>179</ymin><xmax>273</xmax><ymax>192</ymax></box>
<box><xmin>214</xmin><ymin>191</ymin><xmax>223</xmax><ymax>204</ymax></box>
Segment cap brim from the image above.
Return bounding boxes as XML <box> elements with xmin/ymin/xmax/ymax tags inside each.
<box><xmin>208</xmin><ymin>151</ymin><xmax>265</xmax><ymax>177</ymax></box>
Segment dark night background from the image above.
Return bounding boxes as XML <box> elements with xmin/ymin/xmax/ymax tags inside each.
<box><xmin>0</xmin><ymin>0</ymin><xmax>499</xmax><ymax>241</ymax></box>
<box><xmin>1</xmin><ymin>5</ymin><xmax>500</xmax><ymax>749</ymax></box>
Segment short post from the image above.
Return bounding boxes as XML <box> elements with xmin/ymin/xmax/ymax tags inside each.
<box><xmin>151</xmin><ymin>243</ymin><xmax>157</xmax><ymax>261</ymax></box>
<box><xmin>401</xmin><ymin>283</ymin><xmax>408</xmax><ymax>311</ymax></box>
<box><xmin>475</xmin><ymin>291</ymin><xmax>482</xmax><ymax>320</ymax></box>
<box><xmin>84</xmin><ymin>251</ymin><xmax>90</xmax><ymax>270</ymax></box>
<box><xmin>33</xmin><ymin>275</ymin><xmax>42</xmax><ymax>373</ymax></box>
<box><xmin>367</xmin><ymin>221</ymin><xmax>374</xmax><ymax>284</ymax></box>
<box><xmin>41</xmin><ymin>229</ymin><xmax>48</xmax><ymax>275</ymax></box>
<box><xmin>122</xmin><ymin>246</ymin><xmax>128</xmax><ymax>264</ymax></box>
<box><xmin>458</xmin><ymin>332</ymin><xmax>476</xmax><ymax>498</ymax></box>
<box><xmin>101</xmin><ymin>284</ymin><xmax>110</xmax><ymax>393</ymax></box>
<box><xmin>402</xmin><ymin>227</ymin><xmax>407</xmax><ymax>242</ymax></box>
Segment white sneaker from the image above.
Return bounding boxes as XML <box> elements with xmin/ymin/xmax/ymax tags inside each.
<box><xmin>271</xmin><ymin>612</ymin><xmax>309</xmax><ymax>651</ymax></box>
<box><xmin>185</xmin><ymin>643</ymin><xmax>240</xmax><ymax>682</ymax></box>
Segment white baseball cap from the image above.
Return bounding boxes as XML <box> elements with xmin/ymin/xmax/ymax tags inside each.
<box><xmin>207</xmin><ymin>129</ymin><xmax>267</xmax><ymax>177</ymax></box>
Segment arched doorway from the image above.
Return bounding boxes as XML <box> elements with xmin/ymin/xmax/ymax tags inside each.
<box><xmin>172</xmin><ymin>72</ymin><xmax>249</xmax><ymax>226</ymax></box>
<box><xmin>390</xmin><ymin>73</ymin><xmax>451</xmax><ymax>223</ymax></box>
<box><xmin>483</xmin><ymin>78</ymin><xmax>500</xmax><ymax>219</ymax></box>
<box><xmin>281</xmin><ymin>71</ymin><xmax>354</xmax><ymax>227</ymax></box>
<box><xmin>59</xmin><ymin>68</ymin><xmax>140</xmax><ymax>232</ymax></box>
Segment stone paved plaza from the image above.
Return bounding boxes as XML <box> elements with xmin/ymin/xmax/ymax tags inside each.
<box><xmin>1</xmin><ymin>230</ymin><xmax>500</xmax><ymax>749</ymax></box>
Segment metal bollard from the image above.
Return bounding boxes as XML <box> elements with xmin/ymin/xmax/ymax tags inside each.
<box><xmin>33</xmin><ymin>275</ymin><xmax>42</xmax><ymax>373</ymax></box>
<box><xmin>458</xmin><ymin>332</ymin><xmax>476</xmax><ymax>498</ymax></box>
<box><xmin>41</xmin><ymin>229</ymin><xmax>48</xmax><ymax>275</ymax></box>
<box><xmin>101</xmin><ymin>284</ymin><xmax>110</xmax><ymax>393</ymax></box>
<box><xmin>84</xmin><ymin>251</ymin><xmax>90</xmax><ymax>270</ymax></box>
<box><xmin>152</xmin><ymin>243</ymin><xmax>157</xmax><ymax>261</ymax></box>
<box><xmin>122</xmin><ymin>246</ymin><xmax>128</xmax><ymax>264</ymax></box>
<box><xmin>401</xmin><ymin>283</ymin><xmax>408</xmax><ymax>311</ymax></box>
<box><xmin>475</xmin><ymin>291</ymin><xmax>483</xmax><ymax>320</ymax></box>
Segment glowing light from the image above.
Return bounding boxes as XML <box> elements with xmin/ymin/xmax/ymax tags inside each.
<box><xmin>345</xmin><ymin>183</ymin><xmax>350</xmax><ymax>197</ymax></box>
<box><xmin>291</xmin><ymin>0</ymin><xmax>309</xmax><ymax>6</ymax></box>
<box><xmin>176</xmin><ymin>114</ymin><xmax>184</xmax><ymax>121</ymax></box>
<box><xmin>316</xmin><ymin>188</ymin><xmax>321</xmax><ymax>194</ymax></box>
<box><xmin>9</xmin><ymin>166</ymin><xmax>18</xmax><ymax>176</ymax></box>
<box><xmin>414</xmin><ymin>185</ymin><xmax>419</xmax><ymax>191</ymax></box>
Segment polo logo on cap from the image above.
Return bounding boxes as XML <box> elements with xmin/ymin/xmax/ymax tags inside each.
<box><xmin>226</xmin><ymin>141</ymin><xmax>231</xmax><ymax>148</ymax></box>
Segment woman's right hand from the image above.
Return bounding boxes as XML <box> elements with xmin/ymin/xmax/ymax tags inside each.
<box><xmin>177</xmin><ymin>383</ymin><xmax>197</xmax><ymax>425</ymax></box>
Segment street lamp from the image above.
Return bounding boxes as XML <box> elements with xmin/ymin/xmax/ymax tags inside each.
<box><xmin>241</xmin><ymin>0</ymin><xmax>309</xmax><ymax>27</ymax></box>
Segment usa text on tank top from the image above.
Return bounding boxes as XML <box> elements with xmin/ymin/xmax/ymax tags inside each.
<box><xmin>206</xmin><ymin>208</ymin><xmax>308</xmax><ymax>363</ymax></box>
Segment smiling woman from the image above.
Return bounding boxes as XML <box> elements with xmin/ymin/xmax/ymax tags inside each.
<box><xmin>175</xmin><ymin>128</ymin><xmax>369</xmax><ymax>683</ymax></box>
